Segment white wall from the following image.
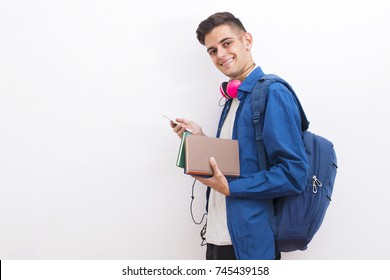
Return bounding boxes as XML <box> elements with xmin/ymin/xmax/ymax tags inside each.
<box><xmin>0</xmin><ymin>0</ymin><xmax>389</xmax><ymax>260</ymax></box>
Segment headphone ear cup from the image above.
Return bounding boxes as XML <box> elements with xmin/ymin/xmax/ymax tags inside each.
<box><xmin>226</xmin><ymin>80</ymin><xmax>241</xmax><ymax>99</ymax></box>
<box><xmin>220</xmin><ymin>82</ymin><xmax>230</xmax><ymax>99</ymax></box>
<box><xmin>220</xmin><ymin>80</ymin><xmax>241</xmax><ymax>99</ymax></box>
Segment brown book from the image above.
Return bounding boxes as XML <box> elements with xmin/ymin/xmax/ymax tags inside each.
<box><xmin>185</xmin><ymin>135</ymin><xmax>240</xmax><ymax>177</ymax></box>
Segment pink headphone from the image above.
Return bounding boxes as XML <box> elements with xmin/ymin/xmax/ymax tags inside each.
<box><xmin>219</xmin><ymin>79</ymin><xmax>241</xmax><ymax>99</ymax></box>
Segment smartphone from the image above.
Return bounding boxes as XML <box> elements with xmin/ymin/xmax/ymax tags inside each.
<box><xmin>163</xmin><ymin>115</ymin><xmax>193</xmax><ymax>133</ymax></box>
<box><xmin>163</xmin><ymin>115</ymin><xmax>179</xmax><ymax>125</ymax></box>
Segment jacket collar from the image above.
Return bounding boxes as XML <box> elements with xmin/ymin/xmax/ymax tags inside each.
<box><xmin>237</xmin><ymin>66</ymin><xmax>264</xmax><ymax>100</ymax></box>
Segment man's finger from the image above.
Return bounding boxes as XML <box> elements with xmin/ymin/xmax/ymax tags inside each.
<box><xmin>209</xmin><ymin>157</ymin><xmax>222</xmax><ymax>176</ymax></box>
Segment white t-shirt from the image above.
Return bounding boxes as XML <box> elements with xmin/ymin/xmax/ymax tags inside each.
<box><xmin>205</xmin><ymin>98</ymin><xmax>239</xmax><ymax>245</ymax></box>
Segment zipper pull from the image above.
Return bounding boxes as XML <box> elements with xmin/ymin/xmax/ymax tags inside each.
<box><xmin>312</xmin><ymin>175</ymin><xmax>322</xmax><ymax>193</ymax></box>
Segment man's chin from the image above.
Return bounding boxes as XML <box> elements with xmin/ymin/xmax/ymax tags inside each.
<box><xmin>220</xmin><ymin>70</ymin><xmax>236</xmax><ymax>79</ymax></box>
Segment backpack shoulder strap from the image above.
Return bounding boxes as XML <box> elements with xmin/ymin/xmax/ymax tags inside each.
<box><xmin>251</xmin><ymin>75</ymin><xmax>273</xmax><ymax>170</ymax></box>
<box><xmin>251</xmin><ymin>74</ymin><xmax>310</xmax><ymax>171</ymax></box>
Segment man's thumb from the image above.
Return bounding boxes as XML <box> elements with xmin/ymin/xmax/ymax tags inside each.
<box><xmin>209</xmin><ymin>157</ymin><xmax>220</xmax><ymax>174</ymax></box>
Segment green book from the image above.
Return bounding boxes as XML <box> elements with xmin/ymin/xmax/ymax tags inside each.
<box><xmin>176</xmin><ymin>131</ymin><xmax>192</xmax><ymax>168</ymax></box>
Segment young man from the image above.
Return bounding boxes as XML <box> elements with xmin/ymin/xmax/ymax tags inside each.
<box><xmin>170</xmin><ymin>12</ymin><xmax>309</xmax><ymax>260</ymax></box>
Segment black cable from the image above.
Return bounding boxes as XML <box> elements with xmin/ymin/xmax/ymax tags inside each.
<box><xmin>189</xmin><ymin>178</ymin><xmax>208</xmax><ymax>246</ymax></box>
<box><xmin>190</xmin><ymin>178</ymin><xmax>207</xmax><ymax>225</ymax></box>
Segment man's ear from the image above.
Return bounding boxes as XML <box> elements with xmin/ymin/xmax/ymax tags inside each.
<box><xmin>243</xmin><ymin>32</ymin><xmax>253</xmax><ymax>50</ymax></box>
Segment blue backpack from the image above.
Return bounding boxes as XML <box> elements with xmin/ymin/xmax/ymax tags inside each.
<box><xmin>252</xmin><ymin>74</ymin><xmax>338</xmax><ymax>252</ymax></box>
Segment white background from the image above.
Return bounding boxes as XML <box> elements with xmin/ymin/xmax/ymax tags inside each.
<box><xmin>0</xmin><ymin>0</ymin><xmax>389</xmax><ymax>260</ymax></box>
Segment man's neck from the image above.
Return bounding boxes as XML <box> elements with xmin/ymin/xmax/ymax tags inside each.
<box><xmin>232</xmin><ymin>62</ymin><xmax>256</xmax><ymax>81</ymax></box>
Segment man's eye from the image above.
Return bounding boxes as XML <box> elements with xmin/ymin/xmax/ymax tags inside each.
<box><xmin>208</xmin><ymin>50</ymin><xmax>216</xmax><ymax>56</ymax></box>
<box><xmin>223</xmin><ymin>41</ymin><xmax>232</xmax><ymax>47</ymax></box>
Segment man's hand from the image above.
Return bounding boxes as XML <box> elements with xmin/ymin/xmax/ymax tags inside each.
<box><xmin>193</xmin><ymin>157</ymin><xmax>230</xmax><ymax>196</ymax></box>
<box><xmin>170</xmin><ymin>118</ymin><xmax>206</xmax><ymax>139</ymax></box>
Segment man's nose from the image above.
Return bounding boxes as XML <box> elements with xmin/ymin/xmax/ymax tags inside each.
<box><xmin>217</xmin><ymin>47</ymin><xmax>227</xmax><ymax>58</ymax></box>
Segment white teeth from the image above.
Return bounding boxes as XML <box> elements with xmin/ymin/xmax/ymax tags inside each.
<box><xmin>221</xmin><ymin>58</ymin><xmax>233</xmax><ymax>66</ymax></box>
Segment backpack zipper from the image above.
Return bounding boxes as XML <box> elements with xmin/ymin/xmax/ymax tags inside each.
<box><xmin>312</xmin><ymin>175</ymin><xmax>322</xmax><ymax>193</ymax></box>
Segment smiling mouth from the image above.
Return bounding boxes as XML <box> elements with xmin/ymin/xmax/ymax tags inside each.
<box><xmin>220</xmin><ymin>57</ymin><xmax>234</xmax><ymax>66</ymax></box>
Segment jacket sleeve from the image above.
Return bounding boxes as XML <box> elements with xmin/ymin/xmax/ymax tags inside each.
<box><xmin>228</xmin><ymin>83</ymin><xmax>309</xmax><ymax>199</ymax></box>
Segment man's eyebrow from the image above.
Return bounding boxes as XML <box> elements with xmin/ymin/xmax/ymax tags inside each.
<box><xmin>206</xmin><ymin>37</ymin><xmax>234</xmax><ymax>53</ymax></box>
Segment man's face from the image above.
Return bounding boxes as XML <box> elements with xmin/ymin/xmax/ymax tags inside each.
<box><xmin>204</xmin><ymin>24</ymin><xmax>252</xmax><ymax>80</ymax></box>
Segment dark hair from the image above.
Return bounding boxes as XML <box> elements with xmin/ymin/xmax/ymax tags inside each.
<box><xmin>196</xmin><ymin>12</ymin><xmax>247</xmax><ymax>45</ymax></box>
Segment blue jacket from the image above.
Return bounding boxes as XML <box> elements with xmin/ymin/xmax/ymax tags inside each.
<box><xmin>213</xmin><ymin>66</ymin><xmax>309</xmax><ymax>259</ymax></box>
